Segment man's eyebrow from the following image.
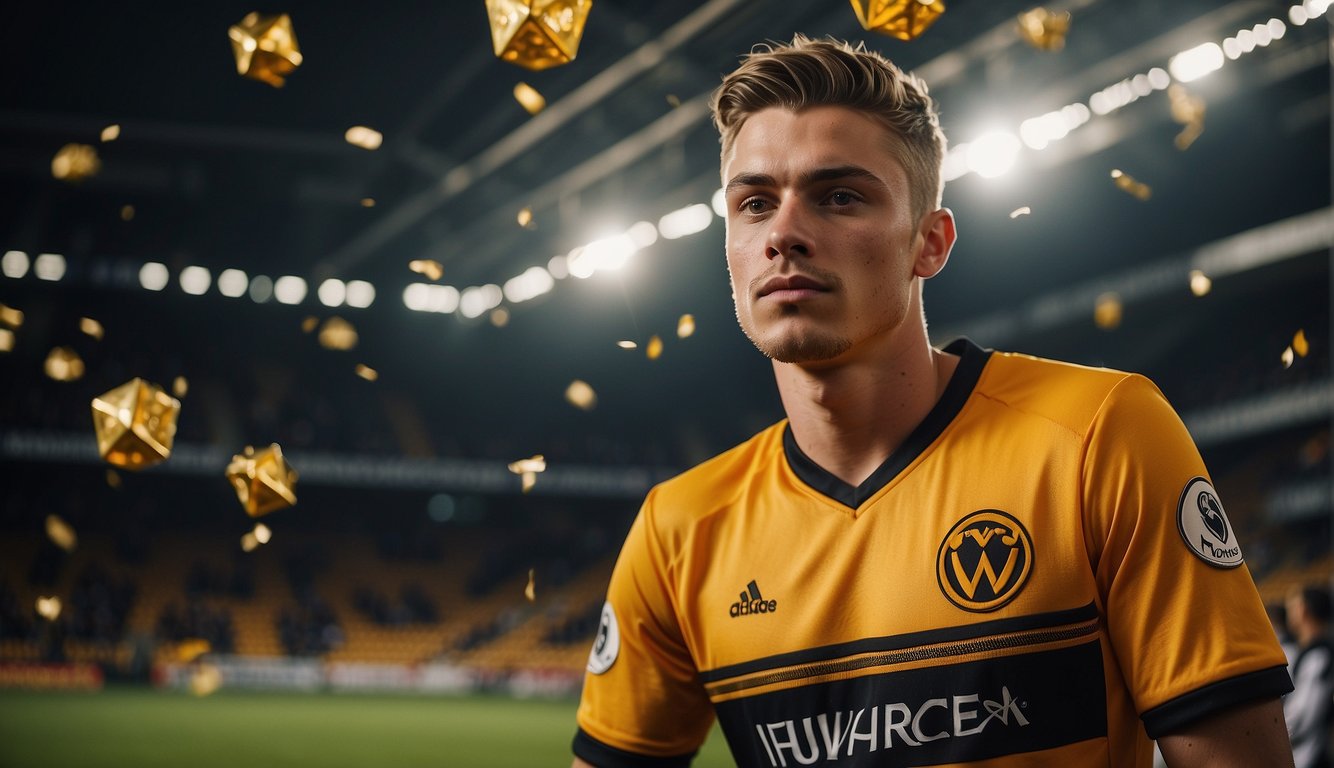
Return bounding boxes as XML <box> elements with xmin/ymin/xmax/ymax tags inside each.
<box><xmin>724</xmin><ymin>165</ymin><xmax>888</xmax><ymax>194</ymax></box>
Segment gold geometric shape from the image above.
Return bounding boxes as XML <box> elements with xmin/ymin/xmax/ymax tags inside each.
<box><xmin>226</xmin><ymin>443</ymin><xmax>298</xmax><ymax>518</ymax></box>
<box><xmin>850</xmin><ymin>0</ymin><xmax>946</xmax><ymax>41</ymax></box>
<box><xmin>45</xmin><ymin>347</ymin><xmax>85</xmax><ymax>382</ymax></box>
<box><xmin>91</xmin><ymin>378</ymin><xmax>181</xmax><ymax>470</ymax></box>
<box><xmin>51</xmin><ymin>143</ymin><xmax>101</xmax><ymax>183</ymax></box>
<box><xmin>1016</xmin><ymin>7</ymin><xmax>1071</xmax><ymax>51</ymax></box>
<box><xmin>486</xmin><ymin>0</ymin><xmax>593</xmax><ymax>71</ymax></box>
<box><xmin>228</xmin><ymin>12</ymin><xmax>303</xmax><ymax>88</ymax></box>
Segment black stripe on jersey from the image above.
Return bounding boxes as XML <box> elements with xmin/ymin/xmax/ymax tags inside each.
<box><xmin>572</xmin><ymin>729</ymin><xmax>696</xmax><ymax>768</ymax></box>
<box><xmin>714</xmin><ymin>639</ymin><xmax>1106</xmax><ymax>767</ymax></box>
<box><xmin>699</xmin><ymin>601</ymin><xmax>1097</xmax><ymax>685</ymax></box>
<box><xmin>783</xmin><ymin>337</ymin><xmax>992</xmax><ymax>509</ymax></box>
<box><xmin>1140</xmin><ymin>665</ymin><xmax>1294</xmax><ymax>738</ymax></box>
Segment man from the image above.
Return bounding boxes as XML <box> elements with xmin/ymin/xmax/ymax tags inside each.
<box><xmin>572</xmin><ymin>36</ymin><xmax>1293</xmax><ymax>767</ymax></box>
<box><xmin>1286</xmin><ymin>585</ymin><xmax>1334</xmax><ymax>768</ymax></box>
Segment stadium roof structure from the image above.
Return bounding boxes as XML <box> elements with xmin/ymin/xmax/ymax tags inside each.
<box><xmin>0</xmin><ymin>0</ymin><xmax>1329</xmax><ymax>490</ymax></box>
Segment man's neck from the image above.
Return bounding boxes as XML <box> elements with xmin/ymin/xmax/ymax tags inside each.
<box><xmin>775</xmin><ymin>337</ymin><xmax>959</xmax><ymax>488</ymax></box>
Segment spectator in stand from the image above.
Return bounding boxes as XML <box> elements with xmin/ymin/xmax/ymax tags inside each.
<box><xmin>1285</xmin><ymin>585</ymin><xmax>1334</xmax><ymax>768</ymax></box>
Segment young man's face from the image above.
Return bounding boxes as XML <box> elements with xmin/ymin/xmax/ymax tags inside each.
<box><xmin>721</xmin><ymin>105</ymin><xmax>951</xmax><ymax>366</ymax></box>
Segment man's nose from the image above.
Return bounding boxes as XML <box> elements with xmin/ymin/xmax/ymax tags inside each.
<box><xmin>765</xmin><ymin>200</ymin><xmax>812</xmax><ymax>260</ymax></box>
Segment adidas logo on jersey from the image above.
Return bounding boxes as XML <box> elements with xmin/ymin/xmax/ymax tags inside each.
<box><xmin>730</xmin><ymin>580</ymin><xmax>777</xmax><ymax>617</ymax></box>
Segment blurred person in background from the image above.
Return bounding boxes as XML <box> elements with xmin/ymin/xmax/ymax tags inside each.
<box><xmin>1286</xmin><ymin>585</ymin><xmax>1334</xmax><ymax>768</ymax></box>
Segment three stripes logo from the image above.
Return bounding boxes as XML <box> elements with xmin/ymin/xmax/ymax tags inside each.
<box><xmin>937</xmin><ymin>510</ymin><xmax>1034</xmax><ymax>612</ymax></box>
<box><xmin>729</xmin><ymin>580</ymin><xmax>777</xmax><ymax>617</ymax></box>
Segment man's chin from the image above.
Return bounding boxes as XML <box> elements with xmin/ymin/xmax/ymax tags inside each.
<box><xmin>751</xmin><ymin>333</ymin><xmax>852</xmax><ymax>364</ymax></box>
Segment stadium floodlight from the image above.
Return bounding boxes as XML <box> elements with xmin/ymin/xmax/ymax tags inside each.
<box><xmin>139</xmin><ymin>262</ymin><xmax>169</xmax><ymax>291</ymax></box>
<box><xmin>429</xmin><ymin>284</ymin><xmax>460</xmax><ymax>313</ymax></box>
<box><xmin>179</xmin><ymin>266</ymin><xmax>211</xmax><ymax>295</ymax></box>
<box><xmin>1170</xmin><ymin>43</ymin><xmax>1224</xmax><ymax>83</ymax></box>
<box><xmin>403</xmin><ymin>282</ymin><xmax>431</xmax><ymax>311</ymax></box>
<box><xmin>547</xmin><ymin>255</ymin><xmax>569</xmax><ymax>280</ymax></box>
<box><xmin>218</xmin><ymin>269</ymin><xmax>248</xmax><ymax>297</ymax></box>
<box><xmin>658</xmin><ymin>203</ymin><xmax>714</xmax><ymax>240</ymax></box>
<box><xmin>627</xmin><ymin>221</ymin><xmax>658</xmax><ymax>248</ymax></box>
<box><xmin>344</xmin><ymin>280</ymin><xmax>375</xmax><ymax>308</ymax></box>
<box><xmin>569</xmin><ymin>233</ymin><xmax>637</xmax><ymax>278</ymax></box>
<box><xmin>711</xmin><ymin>187</ymin><xmax>727</xmax><ymax>218</ymax></box>
<box><xmin>34</xmin><ymin>253</ymin><xmax>66</xmax><ymax>281</ymax></box>
<box><xmin>459</xmin><ymin>284</ymin><xmax>502</xmax><ymax>318</ymax></box>
<box><xmin>318</xmin><ymin>278</ymin><xmax>346</xmax><ymax>307</ymax></box>
<box><xmin>249</xmin><ymin>274</ymin><xmax>274</xmax><ymax>303</ymax></box>
<box><xmin>1291</xmin><ymin>4</ymin><xmax>1310</xmax><ymax>25</ymax></box>
<box><xmin>503</xmin><ymin>266</ymin><xmax>555</xmax><ymax>304</ymax></box>
<box><xmin>274</xmin><ymin>275</ymin><xmax>307</xmax><ymax>305</ymax></box>
<box><xmin>2</xmin><ymin>250</ymin><xmax>29</xmax><ymax>278</ymax></box>
<box><xmin>965</xmin><ymin>131</ymin><xmax>1021</xmax><ymax>179</ymax></box>
<box><xmin>1147</xmin><ymin>68</ymin><xmax>1171</xmax><ymax>90</ymax></box>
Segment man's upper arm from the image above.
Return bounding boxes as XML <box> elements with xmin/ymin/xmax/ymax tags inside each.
<box><xmin>1157</xmin><ymin>697</ymin><xmax>1293</xmax><ymax>767</ymax></box>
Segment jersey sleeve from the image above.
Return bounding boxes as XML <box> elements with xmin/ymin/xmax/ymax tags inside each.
<box><xmin>1081</xmin><ymin>374</ymin><xmax>1292</xmax><ymax>738</ymax></box>
<box><xmin>573</xmin><ymin>487</ymin><xmax>714</xmax><ymax>767</ymax></box>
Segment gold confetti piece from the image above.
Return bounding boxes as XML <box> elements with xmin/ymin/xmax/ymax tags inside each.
<box><xmin>318</xmin><ymin>316</ymin><xmax>358</xmax><ymax>350</ymax></box>
<box><xmin>513</xmin><ymin>82</ymin><xmax>546</xmax><ymax>115</ymax></box>
<box><xmin>1282</xmin><ymin>346</ymin><xmax>1295</xmax><ymax>368</ymax></box>
<box><xmin>508</xmin><ymin>454</ymin><xmax>547</xmax><ymax>474</ymax></box>
<box><xmin>617</xmin><ymin>340</ymin><xmax>637</xmax><ymax>350</ymax></box>
<box><xmin>1294</xmin><ymin>329</ymin><xmax>1310</xmax><ymax>358</ymax></box>
<box><xmin>665</xmin><ymin>94</ymin><xmax>681</xmax><ymax>108</ymax></box>
<box><xmin>520</xmin><ymin>471</ymin><xmax>537</xmax><ymax>493</ymax></box>
<box><xmin>490</xmin><ymin>308</ymin><xmax>510</xmax><ymax>327</ymax></box>
<box><xmin>487</xmin><ymin>0</ymin><xmax>592</xmax><ymax>71</ymax></box>
<box><xmin>79</xmin><ymin>317</ymin><xmax>104</xmax><ymax>341</ymax></box>
<box><xmin>524</xmin><ymin>568</ymin><xmax>536</xmax><ymax>601</ymax></box>
<box><xmin>240</xmin><ymin>532</ymin><xmax>260</xmax><ymax>552</ymax></box>
<box><xmin>226</xmin><ymin>443</ymin><xmax>298</xmax><ymax>518</ymax></box>
<box><xmin>0</xmin><ymin>303</ymin><xmax>23</xmax><ymax>328</ymax></box>
<box><xmin>1168</xmin><ymin>84</ymin><xmax>1206</xmax><ymax>151</ymax></box>
<box><xmin>677</xmin><ymin>314</ymin><xmax>696</xmax><ymax>339</ymax></box>
<box><xmin>1189</xmin><ymin>270</ymin><xmax>1212</xmax><ymax>297</ymax></box>
<box><xmin>0</xmin><ymin>329</ymin><xmax>12</xmax><ymax>352</ymax></box>
<box><xmin>850</xmin><ymin>0</ymin><xmax>945</xmax><ymax>41</ymax></box>
<box><xmin>253</xmin><ymin>523</ymin><xmax>272</xmax><ymax>544</ymax></box>
<box><xmin>565</xmin><ymin>379</ymin><xmax>597</xmax><ymax>410</ymax></box>
<box><xmin>409</xmin><ymin>259</ymin><xmax>444</xmax><ymax>281</ymax></box>
<box><xmin>92</xmin><ymin>378</ymin><xmax>181</xmax><ymax>470</ymax></box>
<box><xmin>1009</xmin><ymin>206</ymin><xmax>1032</xmax><ymax>219</ymax></box>
<box><xmin>344</xmin><ymin>125</ymin><xmax>383</xmax><ymax>150</ymax></box>
<box><xmin>1094</xmin><ymin>292</ymin><xmax>1122</xmax><ymax>330</ymax></box>
<box><xmin>35</xmin><ymin>596</ymin><xmax>61</xmax><ymax>621</ymax></box>
<box><xmin>1110</xmin><ymin>169</ymin><xmax>1151</xmax><ymax>201</ymax></box>
<box><xmin>646</xmin><ymin>335</ymin><xmax>663</xmax><ymax>360</ymax></box>
<box><xmin>177</xmin><ymin>639</ymin><xmax>211</xmax><ymax>664</ymax></box>
<box><xmin>228</xmin><ymin>12</ymin><xmax>302</xmax><ymax>88</ymax></box>
<box><xmin>106</xmin><ymin>469</ymin><xmax>121</xmax><ymax>489</ymax></box>
<box><xmin>172</xmin><ymin>376</ymin><xmax>189</xmax><ymax>398</ymax></box>
<box><xmin>52</xmin><ymin>143</ymin><xmax>101</xmax><ymax>183</ymax></box>
<box><xmin>360</xmin><ymin>197</ymin><xmax>376</xmax><ymax>208</ymax></box>
<box><xmin>189</xmin><ymin>664</ymin><xmax>222</xmax><ymax>697</ymax></box>
<box><xmin>120</xmin><ymin>205</ymin><xmax>135</xmax><ymax>221</ymax></box>
<box><xmin>44</xmin><ymin>347</ymin><xmax>85</xmax><ymax>382</ymax></box>
<box><xmin>100</xmin><ymin>124</ymin><xmax>121</xmax><ymax>142</ymax></box>
<box><xmin>355</xmin><ymin>364</ymin><xmax>379</xmax><ymax>381</ymax></box>
<box><xmin>301</xmin><ymin>316</ymin><xmax>319</xmax><ymax>333</ymax></box>
<box><xmin>45</xmin><ymin>514</ymin><xmax>77</xmax><ymax>552</ymax></box>
<box><xmin>1016</xmin><ymin>7</ymin><xmax>1071</xmax><ymax>51</ymax></box>
<box><xmin>516</xmin><ymin>207</ymin><xmax>534</xmax><ymax>229</ymax></box>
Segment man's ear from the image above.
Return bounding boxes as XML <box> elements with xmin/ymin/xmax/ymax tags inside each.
<box><xmin>913</xmin><ymin>208</ymin><xmax>956</xmax><ymax>279</ymax></box>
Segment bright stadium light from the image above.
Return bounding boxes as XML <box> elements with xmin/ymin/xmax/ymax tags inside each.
<box><xmin>249</xmin><ymin>274</ymin><xmax>274</xmax><ymax>303</ymax></box>
<box><xmin>1169</xmin><ymin>43</ymin><xmax>1224</xmax><ymax>83</ymax></box>
<box><xmin>711</xmin><ymin>187</ymin><xmax>727</xmax><ymax>218</ymax></box>
<box><xmin>627</xmin><ymin>221</ymin><xmax>658</xmax><ymax>248</ymax></box>
<box><xmin>569</xmin><ymin>233</ymin><xmax>637</xmax><ymax>278</ymax></box>
<box><xmin>345</xmin><ymin>280</ymin><xmax>375</xmax><ymax>308</ymax></box>
<box><xmin>965</xmin><ymin>131</ymin><xmax>1021</xmax><ymax>179</ymax></box>
<box><xmin>317</xmin><ymin>278</ymin><xmax>346</xmax><ymax>307</ymax></box>
<box><xmin>2</xmin><ymin>250</ymin><xmax>29</xmax><ymax>278</ymax></box>
<box><xmin>274</xmin><ymin>276</ymin><xmax>307</xmax><ymax>305</ymax></box>
<box><xmin>658</xmin><ymin>203</ymin><xmax>714</xmax><ymax>240</ymax></box>
<box><xmin>140</xmin><ymin>262</ymin><xmax>169</xmax><ymax>291</ymax></box>
<box><xmin>459</xmin><ymin>284</ymin><xmax>502</xmax><ymax>318</ymax></box>
<box><xmin>547</xmin><ymin>254</ymin><xmax>569</xmax><ymax>279</ymax></box>
<box><xmin>179</xmin><ymin>266</ymin><xmax>211</xmax><ymax>295</ymax></box>
<box><xmin>34</xmin><ymin>253</ymin><xmax>66</xmax><ymax>281</ymax></box>
<box><xmin>217</xmin><ymin>269</ymin><xmax>248</xmax><ymax>297</ymax></box>
<box><xmin>503</xmin><ymin>266</ymin><xmax>555</xmax><ymax>303</ymax></box>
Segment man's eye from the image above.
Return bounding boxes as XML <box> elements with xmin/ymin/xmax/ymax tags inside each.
<box><xmin>829</xmin><ymin>191</ymin><xmax>855</xmax><ymax>206</ymax></box>
<box><xmin>744</xmin><ymin>199</ymin><xmax>768</xmax><ymax>213</ymax></box>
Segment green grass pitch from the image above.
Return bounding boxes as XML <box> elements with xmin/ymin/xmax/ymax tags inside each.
<box><xmin>0</xmin><ymin>688</ymin><xmax>735</xmax><ymax>767</ymax></box>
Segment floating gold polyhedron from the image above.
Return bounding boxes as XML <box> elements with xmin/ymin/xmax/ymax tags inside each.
<box><xmin>226</xmin><ymin>443</ymin><xmax>298</xmax><ymax>517</ymax></box>
<box><xmin>1016</xmin><ymin>8</ymin><xmax>1071</xmax><ymax>51</ymax></box>
<box><xmin>486</xmin><ymin>0</ymin><xmax>592</xmax><ymax>71</ymax></box>
<box><xmin>850</xmin><ymin>0</ymin><xmax>945</xmax><ymax>41</ymax></box>
<box><xmin>228</xmin><ymin>12</ymin><xmax>303</xmax><ymax>88</ymax></box>
<box><xmin>91</xmin><ymin>378</ymin><xmax>181</xmax><ymax>470</ymax></box>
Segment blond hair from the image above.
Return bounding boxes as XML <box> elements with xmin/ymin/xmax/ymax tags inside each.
<box><xmin>711</xmin><ymin>35</ymin><xmax>946</xmax><ymax>221</ymax></box>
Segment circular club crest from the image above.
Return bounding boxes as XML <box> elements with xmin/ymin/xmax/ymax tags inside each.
<box><xmin>937</xmin><ymin>510</ymin><xmax>1034</xmax><ymax>612</ymax></box>
<box><xmin>586</xmin><ymin>601</ymin><xmax>620</xmax><ymax>674</ymax></box>
<box><xmin>1177</xmin><ymin>477</ymin><xmax>1243</xmax><ymax>569</ymax></box>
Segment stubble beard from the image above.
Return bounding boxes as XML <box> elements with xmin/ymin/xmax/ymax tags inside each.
<box><xmin>739</xmin><ymin>304</ymin><xmax>853</xmax><ymax>363</ymax></box>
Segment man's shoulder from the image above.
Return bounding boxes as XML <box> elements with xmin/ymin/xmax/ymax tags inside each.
<box><xmin>644</xmin><ymin>420</ymin><xmax>786</xmax><ymax>524</ymax></box>
<box><xmin>979</xmin><ymin>347</ymin><xmax>1164</xmax><ymax>433</ymax></box>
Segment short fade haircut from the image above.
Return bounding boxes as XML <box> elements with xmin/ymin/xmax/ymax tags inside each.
<box><xmin>711</xmin><ymin>34</ymin><xmax>947</xmax><ymax>223</ymax></box>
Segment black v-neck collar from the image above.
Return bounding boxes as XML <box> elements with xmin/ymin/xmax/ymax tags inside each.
<box><xmin>782</xmin><ymin>338</ymin><xmax>992</xmax><ymax>510</ymax></box>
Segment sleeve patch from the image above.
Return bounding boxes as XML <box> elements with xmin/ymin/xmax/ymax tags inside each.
<box><xmin>587</xmin><ymin>601</ymin><xmax>621</xmax><ymax>674</ymax></box>
<box><xmin>1176</xmin><ymin>477</ymin><xmax>1243</xmax><ymax>569</ymax></box>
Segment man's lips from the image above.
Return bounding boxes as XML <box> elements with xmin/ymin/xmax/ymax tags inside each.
<box><xmin>757</xmin><ymin>274</ymin><xmax>831</xmax><ymax>299</ymax></box>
